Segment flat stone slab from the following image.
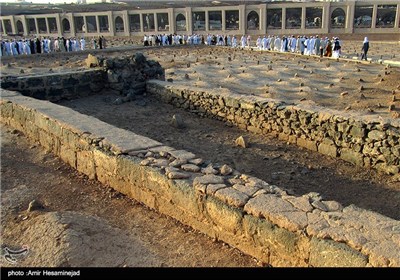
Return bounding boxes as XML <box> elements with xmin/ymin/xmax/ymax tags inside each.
<box><xmin>232</xmin><ymin>183</ymin><xmax>259</xmax><ymax>197</ymax></box>
<box><xmin>284</xmin><ymin>196</ymin><xmax>314</xmax><ymax>213</ymax></box>
<box><xmin>169</xmin><ymin>149</ymin><xmax>197</xmax><ymax>161</ymax></box>
<box><xmin>1</xmin><ymin>90</ymin><xmax>164</xmax><ymax>154</ymax></box>
<box><xmin>206</xmin><ymin>184</ymin><xmax>227</xmax><ymax>195</ymax></box>
<box><xmin>214</xmin><ymin>187</ymin><xmax>249</xmax><ymax>208</ymax></box>
<box><xmin>181</xmin><ymin>164</ymin><xmax>201</xmax><ymax>173</ymax></box>
<box><xmin>244</xmin><ymin>194</ymin><xmax>308</xmax><ymax>231</ymax></box>
<box><xmin>193</xmin><ymin>174</ymin><xmax>224</xmax><ymax>186</ymax></box>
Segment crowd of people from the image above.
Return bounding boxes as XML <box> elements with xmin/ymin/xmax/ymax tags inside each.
<box><xmin>254</xmin><ymin>35</ymin><xmax>342</xmax><ymax>58</ymax></box>
<box><xmin>142</xmin><ymin>33</ymin><xmax>343</xmax><ymax>58</ymax></box>
<box><xmin>1</xmin><ymin>32</ymin><xmax>345</xmax><ymax>59</ymax></box>
<box><xmin>0</xmin><ymin>35</ymin><xmax>107</xmax><ymax>57</ymax></box>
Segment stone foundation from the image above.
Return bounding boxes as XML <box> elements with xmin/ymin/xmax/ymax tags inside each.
<box><xmin>0</xmin><ymin>53</ymin><xmax>164</xmax><ymax>103</ymax></box>
<box><xmin>0</xmin><ymin>70</ymin><xmax>106</xmax><ymax>102</ymax></box>
<box><xmin>1</xmin><ymin>89</ymin><xmax>399</xmax><ymax>267</ymax></box>
<box><xmin>146</xmin><ymin>81</ymin><xmax>400</xmax><ymax>175</ymax></box>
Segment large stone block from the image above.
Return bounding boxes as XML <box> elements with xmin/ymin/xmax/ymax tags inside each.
<box><xmin>62</xmin><ymin>129</ymin><xmax>78</xmax><ymax>150</ymax></box>
<box><xmin>59</xmin><ymin>144</ymin><xmax>76</xmax><ymax>168</ymax></box>
<box><xmin>0</xmin><ymin>101</ymin><xmax>13</xmax><ymax>118</ymax></box>
<box><xmin>244</xmin><ymin>194</ymin><xmax>308</xmax><ymax>232</ymax></box>
<box><xmin>350</xmin><ymin>125</ymin><xmax>366</xmax><ymax>139</ymax></box>
<box><xmin>76</xmin><ymin>150</ymin><xmax>96</xmax><ymax>180</ymax></box>
<box><xmin>93</xmin><ymin>149</ymin><xmax>118</xmax><ymax>186</ymax></box>
<box><xmin>318</xmin><ymin>142</ymin><xmax>337</xmax><ymax>158</ymax></box>
<box><xmin>368</xmin><ymin>130</ymin><xmax>386</xmax><ymax>141</ymax></box>
<box><xmin>115</xmin><ymin>155</ymin><xmax>137</xmax><ymax>181</ymax></box>
<box><xmin>165</xmin><ymin>179</ymin><xmax>200</xmax><ymax>217</ymax></box>
<box><xmin>214</xmin><ymin>187</ymin><xmax>249</xmax><ymax>208</ymax></box>
<box><xmin>205</xmin><ymin>197</ymin><xmax>243</xmax><ymax>234</ymax></box>
<box><xmin>243</xmin><ymin>215</ymin><xmax>309</xmax><ymax>267</ymax></box>
<box><xmin>340</xmin><ymin>148</ymin><xmax>364</xmax><ymax>166</ymax></box>
<box><xmin>140</xmin><ymin>165</ymin><xmax>172</xmax><ymax>197</ymax></box>
<box><xmin>12</xmin><ymin>105</ymin><xmax>29</xmax><ymax>124</ymax></box>
<box><xmin>309</xmin><ymin>237</ymin><xmax>368</xmax><ymax>267</ymax></box>
<box><xmin>297</xmin><ymin>138</ymin><xmax>317</xmax><ymax>152</ymax></box>
<box><xmin>225</xmin><ymin>96</ymin><xmax>240</xmax><ymax>108</ymax></box>
<box><xmin>38</xmin><ymin>129</ymin><xmax>54</xmax><ymax>151</ymax></box>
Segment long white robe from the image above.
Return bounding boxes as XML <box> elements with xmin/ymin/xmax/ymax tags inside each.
<box><xmin>241</xmin><ymin>36</ymin><xmax>246</xmax><ymax>48</ymax></box>
<box><xmin>274</xmin><ymin>37</ymin><xmax>281</xmax><ymax>52</ymax></box>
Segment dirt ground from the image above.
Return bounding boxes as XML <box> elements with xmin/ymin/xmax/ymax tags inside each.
<box><xmin>1</xmin><ymin>41</ymin><xmax>400</xmax><ymax>267</ymax></box>
<box><xmin>0</xmin><ymin>125</ymin><xmax>259</xmax><ymax>267</ymax></box>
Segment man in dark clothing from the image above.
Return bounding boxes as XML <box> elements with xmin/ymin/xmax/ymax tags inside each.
<box><xmin>98</xmin><ymin>36</ymin><xmax>103</xmax><ymax>49</ymax></box>
<box><xmin>361</xmin><ymin>37</ymin><xmax>369</xmax><ymax>61</ymax></box>
<box><xmin>30</xmin><ymin>39</ymin><xmax>35</xmax><ymax>54</ymax></box>
<box><xmin>36</xmin><ymin>38</ymin><xmax>41</xmax><ymax>53</ymax></box>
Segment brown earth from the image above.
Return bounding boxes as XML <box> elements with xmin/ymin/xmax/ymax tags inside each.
<box><xmin>1</xmin><ymin>41</ymin><xmax>400</xmax><ymax>267</ymax></box>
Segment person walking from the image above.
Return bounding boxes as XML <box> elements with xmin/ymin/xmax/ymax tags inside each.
<box><xmin>361</xmin><ymin>37</ymin><xmax>369</xmax><ymax>61</ymax></box>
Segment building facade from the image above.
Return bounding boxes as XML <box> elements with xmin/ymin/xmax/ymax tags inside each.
<box><xmin>0</xmin><ymin>1</ymin><xmax>399</xmax><ymax>37</ymax></box>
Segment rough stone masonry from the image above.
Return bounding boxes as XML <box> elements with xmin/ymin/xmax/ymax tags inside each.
<box><xmin>0</xmin><ymin>53</ymin><xmax>399</xmax><ymax>266</ymax></box>
<box><xmin>1</xmin><ymin>89</ymin><xmax>399</xmax><ymax>267</ymax></box>
<box><xmin>146</xmin><ymin>81</ymin><xmax>400</xmax><ymax>175</ymax></box>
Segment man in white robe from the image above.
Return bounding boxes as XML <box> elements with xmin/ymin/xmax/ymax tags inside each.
<box><xmin>256</xmin><ymin>36</ymin><xmax>262</xmax><ymax>50</ymax></box>
<box><xmin>240</xmin><ymin>35</ymin><xmax>246</xmax><ymax>48</ymax></box>
<box><xmin>291</xmin><ymin>35</ymin><xmax>297</xmax><ymax>53</ymax></box>
<box><xmin>309</xmin><ymin>36</ymin><xmax>316</xmax><ymax>55</ymax></box>
<box><xmin>274</xmin><ymin>36</ymin><xmax>281</xmax><ymax>52</ymax></box>
<box><xmin>80</xmin><ymin>37</ymin><xmax>86</xmax><ymax>51</ymax></box>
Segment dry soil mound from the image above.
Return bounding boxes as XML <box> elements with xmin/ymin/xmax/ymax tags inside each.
<box><xmin>1</xmin><ymin>211</ymin><xmax>161</xmax><ymax>267</ymax></box>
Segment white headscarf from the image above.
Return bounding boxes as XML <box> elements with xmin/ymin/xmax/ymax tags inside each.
<box><xmin>363</xmin><ymin>37</ymin><xmax>369</xmax><ymax>43</ymax></box>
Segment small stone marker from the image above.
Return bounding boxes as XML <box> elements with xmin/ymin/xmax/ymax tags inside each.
<box><xmin>86</xmin><ymin>54</ymin><xmax>99</xmax><ymax>68</ymax></box>
<box><xmin>171</xmin><ymin>114</ymin><xmax>185</xmax><ymax>128</ymax></box>
<box><xmin>27</xmin><ymin>200</ymin><xmax>43</xmax><ymax>212</ymax></box>
<box><xmin>220</xmin><ymin>164</ymin><xmax>233</xmax><ymax>176</ymax></box>
<box><xmin>235</xmin><ymin>136</ymin><xmax>247</xmax><ymax>148</ymax></box>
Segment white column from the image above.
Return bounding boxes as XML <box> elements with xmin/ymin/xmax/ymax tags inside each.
<box><xmin>205</xmin><ymin>10</ymin><xmax>209</xmax><ymax>32</ymax></box>
<box><xmin>154</xmin><ymin>13</ymin><xmax>158</xmax><ymax>32</ymax></box>
<box><xmin>140</xmin><ymin>14</ymin><xmax>144</xmax><ymax>33</ymax></box>
<box><xmin>371</xmin><ymin>4</ymin><xmax>378</xmax><ymax>29</ymax></box>
<box><xmin>282</xmin><ymin>8</ymin><xmax>286</xmax><ymax>30</ymax></box>
<box><xmin>222</xmin><ymin>9</ymin><xmax>226</xmax><ymax>32</ymax></box>
<box><xmin>168</xmin><ymin>8</ymin><xmax>174</xmax><ymax>33</ymax></box>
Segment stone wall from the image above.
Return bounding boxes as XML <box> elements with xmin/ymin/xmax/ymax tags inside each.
<box><xmin>1</xmin><ymin>89</ymin><xmax>399</xmax><ymax>267</ymax></box>
<box><xmin>0</xmin><ymin>70</ymin><xmax>106</xmax><ymax>102</ymax></box>
<box><xmin>0</xmin><ymin>53</ymin><xmax>164</xmax><ymax>103</ymax></box>
<box><xmin>146</xmin><ymin>81</ymin><xmax>400</xmax><ymax>175</ymax></box>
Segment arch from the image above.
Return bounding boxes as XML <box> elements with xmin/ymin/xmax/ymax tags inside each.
<box><xmin>247</xmin><ymin>10</ymin><xmax>259</xmax><ymax>30</ymax></box>
<box><xmin>16</xmin><ymin>20</ymin><xmax>24</xmax><ymax>34</ymax></box>
<box><xmin>331</xmin><ymin>7</ymin><xmax>346</xmax><ymax>28</ymax></box>
<box><xmin>115</xmin><ymin>16</ymin><xmax>124</xmax><ymax>32</ymax></box>
<box><xmin>176</xmin><ymin>13</ymin><xmax>186</xmax><ymax>31</ymax></box>
<box><xmin>62</xmin><ymin>18</ymin><xmax>71</xmax><ymax>33</ymax></box>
